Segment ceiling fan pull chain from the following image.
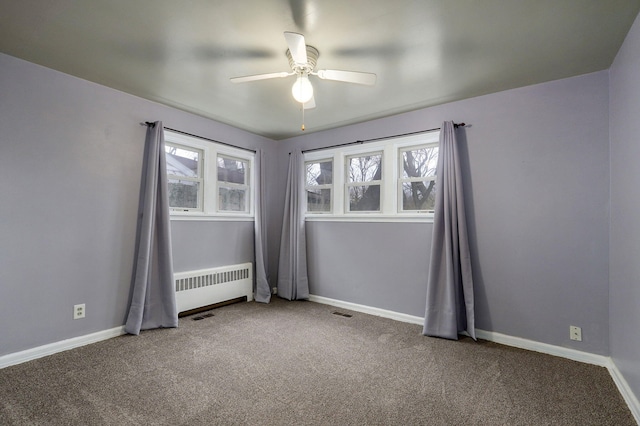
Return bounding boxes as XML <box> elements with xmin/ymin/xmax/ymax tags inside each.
<box><xmin>301</xmin><ymin>105</ymin><xmax>305</xmax><ymax>131</ymax></box>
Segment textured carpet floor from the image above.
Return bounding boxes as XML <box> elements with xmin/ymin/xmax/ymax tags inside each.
<box><xmin>0</xmin><ymin>298</ymin><xmax>635</xmax><ymax>425</ymax></box>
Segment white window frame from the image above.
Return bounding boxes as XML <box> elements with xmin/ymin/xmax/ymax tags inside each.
<box><xmin>217</xmin><ymin>154</ymin><xmax>251</xmax><ymax>214</ymax></box>
<box><xmin>397</xmin><ymin>142</ymin><xmax>439</xmax><ymax>214</ymax></box>
<box><xmin>165</xmin><ymin>142</ymin><xmax>204</xmax><ymax>212</ymax></box>
<box><xmin>304</xmin><ymin>159</ymin><xmax>334</xmax><ymax>214</ymax></box>
<box><xmin>303</xmin><ymin>130</ymin><xmax>439</xmax><ymax>222</ymax></box>
<box><xmin>164</xmin><ymin>130</ymin><xmax>255</xmax><ymax>221</ymax></box>
<box><xmin>345</xmin><ymin>151</ymin><xmax>383</xmax><ymax>213</ymax></box>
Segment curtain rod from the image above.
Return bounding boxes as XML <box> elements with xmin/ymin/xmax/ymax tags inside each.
<box><xmin>141</xmin><ymin>122</ymin><xmax>256</xmax><ymax>154</ymax></box>
<box><xmin>299</xmin><ymin>122</ymin><xmax>466</xmax><ymax>154</ymax></box>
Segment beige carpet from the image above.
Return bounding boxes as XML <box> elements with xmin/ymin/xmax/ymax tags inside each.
<box><xmin>0</xmin><ymin>298</ymin><xmax>635</xmax><ymax>425</ymax></box>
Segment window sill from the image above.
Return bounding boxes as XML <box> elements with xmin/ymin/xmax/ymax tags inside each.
<box><xmin>304</xmin><ymin>214</ymin><xmax>434</xmax><ymax>223</ymax></box>
<box><xmin>170</xmin><ymin>213</ymin><xmax>254</xmax><ymax>222</ymax></box>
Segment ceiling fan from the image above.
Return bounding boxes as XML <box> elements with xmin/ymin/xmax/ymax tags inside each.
<box><xmin>230</xmin><ymin>32</ymin><xmax>377</xmax><ymax>110</ymax></box>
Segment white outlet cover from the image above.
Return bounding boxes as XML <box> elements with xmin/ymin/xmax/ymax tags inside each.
<box><xmin>74</xmin><ymin>304</ymin><xmax>86</xmax><ymax>319</ymax></box>
<box><xmin>569</xmin><ymin>325</ymin><xmax>582</xmax><ymax>341</ymax></box>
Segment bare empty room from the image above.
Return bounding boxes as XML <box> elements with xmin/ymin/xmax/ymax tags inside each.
<box><xmin>1</xmin><ymin>1</ymin><xmax>640</xmax><ymax>424</ymax></box>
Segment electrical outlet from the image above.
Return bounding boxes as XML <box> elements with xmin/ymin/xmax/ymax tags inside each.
<box><xmin>570</xmin><ymin>325</ymin><xmax>582</xmax><ymax>341</ymax></box>
<box><xmin>74</xmin><ymin>304</ymin><xmax>85</xmax><ymax>320</ymax></box>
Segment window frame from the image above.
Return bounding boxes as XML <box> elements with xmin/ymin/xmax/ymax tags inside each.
<box><xmin>304</xmin><ymin>159</ymin><xmax>334</xmax><ymax>214</ymax></box>
<box><xmin>303</xmin><ymin>130</ymin><xmax>439</xmax><ymax>222</ymax></box>
<box><xmin>164</xmin><ymin>130</ymin><xmax>255</xmax><ymax>221</ymax></box>
<box><xmin>165</xmin><ymin>142</ymin><xmax>204</xmax><ymax>212</ymax></box>
<box><xmin>397</xmin><ymin>142</ymin><xmax>439</xmax><ymax>214</ymax></box>
<box><xmin>344</xmin><ymin>150</ymin><xmax>384</xmax><ymax>213</ymax></box>
<box><xmin>216</xmin><ymin>154</ymin><xmax>251</xmax><ymax>214</ymax></box>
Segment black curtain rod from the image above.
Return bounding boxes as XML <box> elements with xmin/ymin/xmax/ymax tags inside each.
<box><xmin>300</xmin><ymin>122</ymin><xmax>466</xmax><ymax>154</ymax></box>
<box><xmin>142</xmin><ymin>122</ymin><xmax>256</xmax><ymax>154</ymax></box>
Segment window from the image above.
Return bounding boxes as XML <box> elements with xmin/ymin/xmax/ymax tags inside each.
<box><xmin>398</xmin><ymin>144</ymin><xmax>438</xmax><ymax>213</ymax></box>
<box><xmin>165</xmin><ymin>144</ymin><xmax>203</xmax><ymax>211</ymax></box>
<box><xmin>346</xmin><ymin>152</ymin><xmax>382</xmax><ymax>212</ymax></box>
<box><xmin>164</xmin><ymin>130</ymin><xmax>255</xmax><ymax>219</ymax></box>
<box><xmin>303</xmin><ymin>130</ymin><xmax>439</xmax><ymax>220</ymax></box>
<box><xmin>217</xmin><ymin>155</ymin><xmax>249</xmax><ymax>212</ymax></box>
<box><xmin>305</xmin><ymin>160</ymin><xmax>333</xmax><ymax>212</ymax></box>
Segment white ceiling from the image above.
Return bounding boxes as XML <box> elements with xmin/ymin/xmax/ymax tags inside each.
<box><xmin>1</xmin><ymin>1</ymin><xmax>638</xmax><ymax>140</ymax></box>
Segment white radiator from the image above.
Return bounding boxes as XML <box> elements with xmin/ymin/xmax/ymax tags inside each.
<box><xmin>174</xmin><ymin>262</ymin><xmax>253</xmax><ymax>313</ymax></box>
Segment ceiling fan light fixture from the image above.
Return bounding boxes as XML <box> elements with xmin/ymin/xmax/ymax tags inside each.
<box><xmin>292</xmin><ymin>73</ymin><xmax>314</xmax><ymax>103</ymax></box>
<box><xmin>231</xmin><ymin>32</ymin><xmax>375</xmax><ymax>113</ymax></box>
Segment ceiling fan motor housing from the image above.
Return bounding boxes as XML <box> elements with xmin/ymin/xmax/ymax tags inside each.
<box><xmin>287</xmin><ymin>45</ymin><xmax>319</xmax><ymax>74</ymax></box>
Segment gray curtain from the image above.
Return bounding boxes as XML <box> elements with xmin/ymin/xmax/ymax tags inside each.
<box><xmin>423</xmin><ymin>121</ymin><xmax>475</xmax><ymax>340</ymax></box>
<box><xmin>277</xmin><ymin>150</ymin><xmax>309</xmax><ymax>300</ymax></box>
<box><xmin>125</xmin><ymin>121</ymin><xmax>178</xmax><ymax>335</ymax></box>
<box><xmin>254</xmin><ymin>149</ymin><xmax>271</xmax><ymax>303</ymax></box>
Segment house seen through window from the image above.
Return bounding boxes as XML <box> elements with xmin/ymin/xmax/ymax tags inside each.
<box><xmin>164</xmin><ymin>130</ymin><xmax>254</xmax><ymax>218</ymax></box>
<box><xmin>166</xmin><ymin>144</ymin><xmax>203</xmax><ymax>211</ymax></box>
<box><xmin>217</xmin><ymin>155</ymin><xmax>249</xmax><ymax>212</ymax></box>
<box><xmin>305</xmin><ymin>160</ymin><xmax>333</xmax><ymax>212</ymax></box>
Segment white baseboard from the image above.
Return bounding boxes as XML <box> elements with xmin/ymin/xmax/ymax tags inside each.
<box><xmin>0</xmin><ymin>326</ymin><xmax>126</xmax><ymax>369</ymax></box>
<box><xmin>308</xmin><ymin>295</ymin><xmax>424</xmax><ymax>325</ymax></box>
<box><xmin>472</xmin><ymin>329</ymin><xmax>609</xmax><ymax>366</ymax></box>
<box><xmin>607</xmin><ymin>359</ymin><xmax>640</xmax><ymax>424</ymax></box>
<box><xmin>308</xmin><ymin>294</ymin><xmax>639</xmax><ymax>424</ymax></box>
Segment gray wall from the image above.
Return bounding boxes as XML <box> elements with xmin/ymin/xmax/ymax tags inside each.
<box><xmin>278</xmin><ymin>71</ymin><xmax>611</xmax><ymax>355</ymax></box>
<box><xmin>171</xmin><ymin>221</ymin><xmax>255</xmax><ymax>272</ymax></box>
<box><xmin>0</xmin><ymin>52</ymin><xmax>274</xmax><ymax>356</ymax></box>
<box><xmin>307</xmin><ymin>222</ymin><xmax>433</xmax><ymax>316</ymax></box>
<box><xmin>610</xmin><ymin>11</ymin><xmax>640</xmax><ymax>403</ymax></box>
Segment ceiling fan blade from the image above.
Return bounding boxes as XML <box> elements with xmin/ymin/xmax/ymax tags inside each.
<box><xmin>316</xmin><ymin>69</ymin><xmax>377</xmax><ymax>86</ymax></box>
<box><xmin>284</xmin><ymin>31</ymin><xmax>308</xmax><ymax>65</ymax></box>
<box><xmin>303</xmin><ymin>96</ymin><xmax>316</xmax><ymax>110</ymax></box>
<box><xmin>230</xmin><ymin>71</ymin><xmax>291</xmax><ymax>83</ymax></box>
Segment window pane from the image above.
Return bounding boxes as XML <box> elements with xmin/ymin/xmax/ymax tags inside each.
<box><xmin>219</xmin><ymin>187</ymin><xmax>246</xmax><ymax>211</ymax></box>
<box><xmin>217</xmin><ymin>156</ymin><xmax>246</xmax><ymax>184</ymax></box>
<box><xmin>402</xmin><ymin>180</ymin><xmax>436</xmax><ymax>211</ymax></box>
<box><xmin>402</xmin><ymin>147</ymin><xmax>438</xmax><ymax>178</ymax></box>
<box><xmin>348</xmin><ymin>185</ymin><xmax>381</xmax><ymax>211</ymax></box>
<box><xmin>168</xmin><ymin>179</ymin><xmax>200</xmax><ymax>209</ymax></box>
<box><xmin>348</xmin><ymin>154</ymin><xmax>382</xmax><ymax>183</ymax></box>
<box><xmin>306</xmin><ymin>161</ymin><xmax>333</xmax><ymax>186</ymax></box>
<box><xmin>306</xmin><ymin>188</ymin><xmax>331</xmax><ymax>212</ymax></box>
<box><xmin>165</xmin><ymin>146</ymin><xmax>200</xmax><ymax>178</ymax></box>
